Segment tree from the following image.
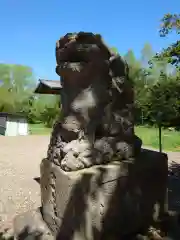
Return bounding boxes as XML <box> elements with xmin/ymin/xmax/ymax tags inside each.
<box><xmin>141</xmin><ymin>43</ymin><xmax>154</xmax><ymax>69</ymax></box>
<box><xmin>124</xmin><ymin>49</ymin><xmax>142</xmax><ymax>80</ymax></box>
<box><xmin>123</xmin><ymin>44</ymin><xmax>177</xmax><ymax>125</ymax></box>
<box><xmin>123</xmin><ymin>49</ymin><xmax>148</xmax><ymax>124</ymax></box>
<box><xmin>160</xmin><ymin>14</ymin><xmax>180</xmax><ymax>36</ymax></box>
<box><xmin>0</xmin><ymin>64</ymin><xmax>15</xmax><ymax>111</ymax></box>
<box><xmin>147</xmin><ymin>73</ymin><xmax>180</xmax><ymax>125</ymax></box>
<box><xmin>40</xmin><ymin>95</ymin><xmax>60</xmax><ymax>127</ymax></box>
<box><xmin>155</xmin><ymin>14</ymin><xmax>180</xmax><ymax>67</ymax></box>
<box><xmin>0</xmin><ymin>63</ymin><xmax>36</xmax><ymax>113</ymax></box>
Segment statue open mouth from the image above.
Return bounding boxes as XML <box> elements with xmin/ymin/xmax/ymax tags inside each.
<box><xmin>55</xmin><ymin>32</ymin><xmax>112</xmax><ymax>79</ymax></box>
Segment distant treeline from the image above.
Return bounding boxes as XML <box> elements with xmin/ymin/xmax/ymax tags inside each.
<box><xmin>0</xmin><ymin>13</ymin><xmax>180</xmax><ymax>128</ymax></box>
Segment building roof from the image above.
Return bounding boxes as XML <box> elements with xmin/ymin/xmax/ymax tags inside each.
<box><xmin>34</xmin><ymin>79</ymin><xmax>62</xmax><ymax>95</ymax></box>
<box><xmin>0</xmin><ymin>112</ymin><xmax>27</xmax><ymax>119</ymax></box>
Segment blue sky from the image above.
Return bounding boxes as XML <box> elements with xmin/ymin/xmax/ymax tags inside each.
<box><xmin>0</xmin><ymin>0</ymin><xmax>179</xmax><ymax>81</ymax></box>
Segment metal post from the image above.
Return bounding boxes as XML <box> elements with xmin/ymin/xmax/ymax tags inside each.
<box><xmin>141</xmin><ymin>109</ymin><xmax>144</xmax><ymax>125</ymax></box>
<box><xmin>157</xmin><ymin>112</ymin><xmax>163</xmax><ymax>153</ymax></box>
<box><xmin>158</xmin><ymin>123</ymin><xmax>162</xmax><ymax>153</ymax></box>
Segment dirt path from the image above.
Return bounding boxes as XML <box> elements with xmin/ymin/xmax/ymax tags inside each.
<box><xmin>0</xmin><ymin>135</ymin><xmax>179</xmax><ymax>232</ymax></box>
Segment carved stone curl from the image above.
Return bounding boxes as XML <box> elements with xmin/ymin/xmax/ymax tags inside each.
<box><xmin>47</xmin><ymin>32</ymin><xmax>141</xmax><ymax>171</ymax></box>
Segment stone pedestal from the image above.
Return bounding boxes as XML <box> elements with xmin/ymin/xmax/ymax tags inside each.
<box><xmin>14</xmin><ymin>149</ymin><xmax>168</xmax><ymax>239</ymax></box>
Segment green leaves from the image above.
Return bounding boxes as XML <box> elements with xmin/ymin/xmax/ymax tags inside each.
<box><xmin>160</xmin><ymin>14</ymin><xmax>180</xmax><ymax>37</ymax></box>
<box><xmin>0</xmin><ymin>63</ymin><xmax>60</xmax><ymax>126</ymax></box>
<box><xmin>155</xmin><ymin>41</ymin><xmax>180</xmax><ymax>67</ymax></box>
<box><xmin>122</xmin><ymin>42</ymin><xmax>180</xmax><ymax>126</ymax></box>
<box><xmin>147</xmin><ymin>76</ymin><xmax>180</xmax><ymax>125</ymax></box>
<box><xmin>156</xmin><ymin>13</ymin><xmax>180</xmax><ymax>67</ymax></box>
<box><xmin>0</xmin><ymin>63</ymin><xmax>36</xmax><ymax>113</ymax></box>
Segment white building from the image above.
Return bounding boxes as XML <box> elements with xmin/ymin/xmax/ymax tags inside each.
<box><xmin>0</xmin><ymin>112</ymin><xmax>29</xmax><ymax>136</ymax></box>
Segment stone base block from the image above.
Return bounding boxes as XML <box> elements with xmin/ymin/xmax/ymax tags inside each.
<box><xmin>13</xmin><ymin>208</ymin><xmax>54</xmax><ymax>240</ymax></box>
<box><xmin>39</xmin><ymin>148</ymin><xmax>168</xmax><ymax>239</ymax></box>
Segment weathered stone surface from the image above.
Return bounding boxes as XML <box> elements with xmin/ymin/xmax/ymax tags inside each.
<box><xmin>39</xmin><ymin>148</ymin><xmax>168</xmax><ymax>239</ymax></box>
<box><xmin>13</xmin><ymin>208</ymin><xmax>54</xmax><ymax>240</ymax></box>
<box><xmin>47</xmin><ymin>32</ymin><xmax>136</xmax><ymax>171</ymax></box>
<box><xmin>13</xmin><ymin>32</ymin><xmax>172</xmax><ymax>240</ymax></box>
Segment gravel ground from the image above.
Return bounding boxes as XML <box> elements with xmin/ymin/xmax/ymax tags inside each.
<box><xmin>0</xmin><ymin>135</ymin><xmax>50</xmax><ymax>232</ymax></box>
<box><xmin>0</xmin><ymin>135</ymin><xmax>180</xmax><ymax>232</ymax></box>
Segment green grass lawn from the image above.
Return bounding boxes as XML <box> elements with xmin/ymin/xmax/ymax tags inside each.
<box><xmin>29</xmin><ymin>124</ymin><xmax>180</xmax><ymax>152</ymax></box>
<box><xmin>135</xmin><ymin>126</ymin><xmax>180</xmax><ymax>152</ymax></box>
<box><xmin>29</xmin><ymin>123</ymin><xmax>51</xmax><ymax>135</ymax></box>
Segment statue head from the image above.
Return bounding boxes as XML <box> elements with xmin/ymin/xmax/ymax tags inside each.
<box><xmin>55</xmin><ymin>32</ymin><xmax>114</xmax><ymax>88</ymax></box>
<box><xmin>55</xmin><ymin>32</ymin><xmax>116</xmax><ymax>117</ymax></box>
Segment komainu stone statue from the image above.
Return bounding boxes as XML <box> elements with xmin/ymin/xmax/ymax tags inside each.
<box><xmin>13</xmin><ymin>32</ymin><xmax>173</xmax><ymax>240</ymax></box>
<box><xmin>48</xmin><ymin>32</ymin><xmax>137</xmax><ymax>171</ymax></box>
